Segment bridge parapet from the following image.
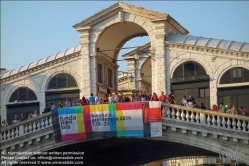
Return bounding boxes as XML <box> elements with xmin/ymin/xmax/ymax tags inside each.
<box><xmin>162</xmin><ymin>103</ymin><xmax>249</xmax><ymax>135</ymax></box>
<box><xmin>1</xmin><ymin>104</ymin><xmax>249</xmax><ymax>165</ymax></box>
<box><xmin>1</xmin><ymin>113</ymin><xmax>53</xmax><ymax>143</ymax></box>
<box><xmin>160</xmin><ymin>103</ymin><xmax>249</xmax><ymax>165</ymax></box>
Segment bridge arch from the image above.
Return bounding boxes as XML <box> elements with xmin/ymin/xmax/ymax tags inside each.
<box><xmin>94</xmin><ymin>20</ymin><xmax>155</xmax><ymax>61</ymax></box>
<box><xmin>10</xmin><ymin>138</ymin><xmax>218</xmax><ymax>166</ymax></box>
<box><xmin>88</xmin><ymin>13</ymin><xmax>157</xmax><ymax>95</ymax></box>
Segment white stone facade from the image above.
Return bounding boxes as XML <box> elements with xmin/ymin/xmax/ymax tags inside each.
<box><xmin>1</xmin><ymin>51</ymin><xmax>82</xmax><ymax>120</ymax></box>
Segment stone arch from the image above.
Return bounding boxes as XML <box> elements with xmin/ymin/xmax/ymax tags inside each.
<box><xmin>92</xmin><ymin>13</ymin><xmax>156</xmax><ymax>57</ymax></box>
<box><xmin>215</xmin><ymin>60</ymin><xmax>249</xmax><ymax>86</ymax></box>
<box><xmin>169</xmin><ymin>53</ymin><xmax>214</xmax><ymax>79</ymax></box>
<box><xmin>3</xmin><ymin>80</ymin><xmax>40</xmax><ymax>106</ymax></box>
<box><xmin>41</xmin><ymin>66</ymin><xmax>82</xmax><ymax>91</ymax></box>
<box><xmin>1</xmin><ymin>80</ymin><xmax>41</xmax><ymax>119</ymax></box>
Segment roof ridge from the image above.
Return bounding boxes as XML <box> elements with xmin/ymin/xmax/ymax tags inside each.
<box><xmin>166</xmin><ymin>34</ymin><xmax>249</xmax><ymax>53</ymax></box>
<box><xmin>1</xmin><ymin>45</ymin><xmax>81</xmax><ymax>79</ymax></box>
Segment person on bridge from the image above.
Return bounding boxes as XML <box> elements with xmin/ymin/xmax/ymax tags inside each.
<box><xmin>43</xmin><ymin>104</ymin><xmax>51</xmax><ymax>113</ymax></box>
<box><xmin>1</xmin><ymin>119</ymin><xmax>8</xmax><ymax>127</ymax></box>
<box><xmin>150</xmin><ymin>92</ymin><xmax>159</xmax><ymax>101</ymax></box>
<box><xmin>19</xmin><ymin>112</ymin><xmax>26</xmax><ymax>121</ymax></box>
<box><xmin>32</xmin><ymin>110</ymin><xmax>38</xmax><ymax>118</ymax></box>
<box><xmin>212</xmin><ymin>105</ymin><xmax>219</xmax><ymax>112</ymax></box>
<box><xmin>95</xmin><ymin>93</ymin><xmax>101</xmax><ymax>104</ymax></box>
<box><xmin>12</xmin><ymin>115</ymin><xmax>19</xmax><ymax>124</ymax></box>
<box><xmin>80</xmin><ymin>96</ymin><xmax>88</xmax><ymax>105</ymax></box>
<box><xmin>50</xmin><ymin>103</ymin><xmax>57</xmax><ymax>111</ymax></box>
<box><xmin>230</xmin><ymin>103</ymin><xmax>237</xmax><ymax>115</ymax></box>
<box><xmin>238</xmin><ymin>107</ymin><xmax>247</xmax><ymax>116</ymax></box>
<box><xmin>180</xmin><ymin>95</ymin><xmax>187</xmax><ymax>106</ymax></box>
<box><xmin>88</xmin><ymin>93</ymin><xmax>95</xmax><ymax>105</ymax></box>
<box><xmin>159</xmin><ymin>91</ymin><xmax>167</xmax><ymax>103</ymax></box>
<box><xmin>219</xmin><ymin>103</ymin><xmax>226</xmax><ymax>113</ymax></box>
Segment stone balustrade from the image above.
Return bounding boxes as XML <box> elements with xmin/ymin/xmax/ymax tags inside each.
<box><xmin>161</xmin><ymin>103</ymin><xmax>249</xmax><ymax>133</ymax></box>
<box><xmin>0</xmin><ymin>112</ymin><xmax>53</xmax><ymax>143</ymax></box>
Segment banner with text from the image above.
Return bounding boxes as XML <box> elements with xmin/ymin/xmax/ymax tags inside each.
<box><xmin>52</xmin><ymin>102</ymin><xmax>162</xmax><ymax>142</ymax></box>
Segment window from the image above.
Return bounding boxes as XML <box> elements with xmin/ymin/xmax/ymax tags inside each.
<box><xmin>232</xmin><ymin>68</ymin><xmax>242</xmax><ymax>78</ymax></box>
<box><xmin>220</xmin><ymin>67</ymin><xmax>249</xmax><ymax>84</ymax></box>
<box><xmin>199</xmin><ymin>88</ymin><xmax>209</xmax><ymax>98</ymax></box>
<box><xmin>48</xmin><ymin>73</ymin><xmax>77</xmax><ymax>89</ymax></box>
<box><xmin>108</xmin><ymin>68</ymin><xmax>113</xmax><ymax>87</ymax></box>
<box><xmin>9</xmin><ymin>87</ymin><xmax>37</xmax><ymax>102</ymax></box>
<box><xmin>173</xmin><ymin>61</ymin><xmax>207</xmax><ymax>78</ymax></box>
<box><xmin>97</xmin><ymin>64</ymin><xmax>103</xmax><ymax>83</ymax></box>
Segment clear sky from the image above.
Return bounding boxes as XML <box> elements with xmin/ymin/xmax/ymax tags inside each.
<box><xmin>1</xmin><ymin>1</ymin><xmax>249</xmax><ymax>72</ymax></box>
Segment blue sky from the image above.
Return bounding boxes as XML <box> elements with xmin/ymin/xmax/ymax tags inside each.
<box><xmin>1</xmin><ymin>1</ymin><xmax>249</xmax><ymax>72</ymax></box>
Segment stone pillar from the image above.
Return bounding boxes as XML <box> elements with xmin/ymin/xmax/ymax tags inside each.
<box><xmin>152</xmin><ymin>21</ymin><xmax>167</xmax><ymax>95</ymax></box>
<box><xmin>76</xmin><ymin>26</ymin><xmax>94</xmax><ymax>97</ymax></box>
<box><xmin>165</xmin><ymin>46</ymin><xmax>171</xmax><ymax>96</ymax></box>
<box><xmin>134</xmin><ymin>58</ymin><xmax>141</xmax><ymax>90</ymax></box>
<box><xmin>209</xmin><ymin>78</ymin><xmax>218</xmax><ymax>108</ymax></box>
<box><xmin>114</xmin><ymin>64</ymin><xmax>119</xmax><ymax>93</ymax></box>
<box><xmin>127</xmin><ymin>59</ymin><xmax>136</xmax><ymax>91</ymax></box>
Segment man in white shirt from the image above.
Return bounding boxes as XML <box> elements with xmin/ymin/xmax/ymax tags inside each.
<box><xmin>95</xmin><ymin>93</ymin><xmax>101</xmax><ymax>104</ymax></box>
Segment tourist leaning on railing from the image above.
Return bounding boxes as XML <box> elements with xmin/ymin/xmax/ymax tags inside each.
<box><xmin>230</xmin><ymin>103</ymin><xmax>237</xmax><ymax>115</ymax></box>
<box><xmin>1</xmin><ymin>119</ymin><xmax>8</xmax><ymax>127</ymax></box>
<box><xmin>239</xmin><ymin>107</ymin><xmax>247</xmax><ymax>116</ymax></box>
<box><xmin>19</xmin><ymin>112</ymin><xmax>26</xmax><ymax>121</ymax></box>
<box><xmin>12</xmin><ymin>115</ymin><xmax>19</xmax><ymax>124</ymax></box>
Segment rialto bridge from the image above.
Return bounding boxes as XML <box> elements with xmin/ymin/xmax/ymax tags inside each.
<box><xmin>1</xmin><ymin>104</ymin><xmax>249</xmax><ymax>165</ymax></box>
<box><xmin>0</xmin><ymin>2</ymin><xmax>249</xmax><ymax>165</ymax></box>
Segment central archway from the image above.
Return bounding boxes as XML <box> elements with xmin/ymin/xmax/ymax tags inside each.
<box><xmin>94</xmin><ymin>21</ymin><xmax>152</xmax><ymax>96</ymax></box>
<box><xmin>96</xmin><ymin>22</ymin><xmax>149</xmax><ymax>60</ymax></box>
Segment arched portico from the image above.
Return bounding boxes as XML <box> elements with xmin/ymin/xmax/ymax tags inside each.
<box><xmin>73</xmin><ymin>2</ymin><xmax>188</xmax><ymax>97</ymax></box>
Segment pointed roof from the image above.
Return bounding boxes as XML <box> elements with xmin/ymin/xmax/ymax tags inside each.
<box><xmin>73</xmin><ymin>2</ymin><xmax>188</xmax><ymax>34</ymax></box>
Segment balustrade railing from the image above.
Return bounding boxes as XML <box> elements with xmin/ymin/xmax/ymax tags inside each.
<box><xmin>162</xmin><ymin>103</ymin><xmax>249</xmax><ymax>132</ymax></box>
<box><xmin>1</xmin><ymin>103</ymin><xmax>248</xmax><ymax>143</ymax></box>
<box><xmin>0</xmin><ymin>112</ymin><xmax>53</xmax><ymax>142</ymax></box>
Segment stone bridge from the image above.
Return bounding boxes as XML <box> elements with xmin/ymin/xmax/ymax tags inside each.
<box><xmin>1</xmin><ymin>104</ymin><xmax>249</xmax><ymax>165</ymax></box>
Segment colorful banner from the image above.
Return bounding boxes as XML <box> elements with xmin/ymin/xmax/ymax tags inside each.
<box><xmin>52</xmin><ymin>102</ymin><xmax>162</xmax><ymax>142</ymax></box>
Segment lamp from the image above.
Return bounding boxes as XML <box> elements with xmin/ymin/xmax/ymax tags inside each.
<box><xmin>129</xmin><ymin>74</ymin><xmax>135</xmax><ymax>82</ymax></box>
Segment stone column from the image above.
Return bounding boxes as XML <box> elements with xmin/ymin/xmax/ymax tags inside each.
<box><xmin>126</xmin><ymin>59</ymin><xmax>136</xmax><ymax>91</ymax></box>
<box><xmin>76</xmin><ymin>26</ymin><xmax>94</xmax><ymax>97</ymax></box>
<box><xmin>134</xmin><ymin>58</ymin><xmax>141</xmax><ymax>90</ymax></box>
<box><xmin>114</xmin><ymin>64</ymin><xmax>119</xmax><ymax>93</ymax></box>
<box><xmin>209</xmin><ymin>78</ymin><xmax>218</xmax><ymax>108</ymax></box>
<box><xmin>152</xmin><ymin>21</ymin><xmax>167</xmax><ymax>95</ymax></box>
<box><xmin>165</xmin><ymin>46</ymin><xmax>171</xmax><ymax>96</ymax></box>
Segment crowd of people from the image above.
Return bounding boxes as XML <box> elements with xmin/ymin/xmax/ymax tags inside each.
<box><xmin>1</xmin><ymin>91</ymin><xmax>248</xmax><ymax>128</ymax></box>
<box><xmin>55</xmin><ymin>91</ymin><xmax>247</xmax><ymax>117</ymax></box>
<box><xmin>72</xmin><ymin>91</ymin><xmax>169</xmax><ymax>106</ymax></box>
<box><xmin>0</xmin><ymin>103</ymin><xmax>56</xmax><ymax>128</ymax></box>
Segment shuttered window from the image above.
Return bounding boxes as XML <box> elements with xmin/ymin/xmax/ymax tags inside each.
<box><xmin>97</xmin><ymin>64</ymin><xmax>103</xmax><ymax>83</ymax></box>
<box><xmin>220</xmin><ymin>67</ymin><xmax>249</xmax><ymax>84</ymax></box>
<box><xmin>108</xmin><ymin>68</ymin><xmax>113</xmax><ymax>88</ymax></box>
<box><xmin>9</xmin><ymin>87</ymin><xmax>37</xmax><ymax>102</ymax></box>
<box><xmin>48</xmin><ymin>73</ymin><xmax>77</xmax><ymax>89</ymax></box>
<box><xmin>173</xmin><ymin>61</ymin><xmax>207</xmax><ymax>78</ymax></box>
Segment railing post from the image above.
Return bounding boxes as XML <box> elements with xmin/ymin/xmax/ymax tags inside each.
<box><xmin>19</xmin><ymin>124</ymin><xmax>24</xmax><ymax>136</ymax></box>
<box><xmin>200</xmin><ymin>112</ymin><xmax>206</xmax><ymax>124</ymax></box>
